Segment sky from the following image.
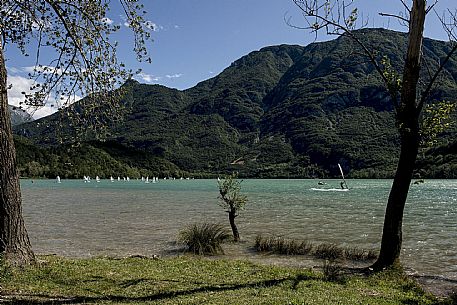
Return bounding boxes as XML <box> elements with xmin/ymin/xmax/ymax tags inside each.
<box><xmin>5</xmin><ymin>0</ymin><xmax>456</xmax><ymax>118</ymax></box>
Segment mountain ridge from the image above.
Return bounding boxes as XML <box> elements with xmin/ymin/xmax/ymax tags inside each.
<box><xmin>12</xmin><ymin>28</ymin><xmax>457</xmax><ymax>178</ymax></box>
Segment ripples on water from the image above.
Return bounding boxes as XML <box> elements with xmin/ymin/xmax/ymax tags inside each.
<box><xmin>21</xmin><ymin>179</ymin><xmax>456</xmax><ymax>279</ymax></box>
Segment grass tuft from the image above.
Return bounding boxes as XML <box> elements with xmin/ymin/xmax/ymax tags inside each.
<box><xmin>254</xmin><ymin>235</ymin><xmax>313</xmax><ymax>255</ymax></box>
<box><xmin>314</xmin><ymin>243</ymin><xmax>344</xmax><ymax>260</ymax></box>
<box><xmin>254</xmin><ymin>235</ymin><xmax>377</xmax><ymax>262</ymax></box>
<box><xmin>322</xmin><ymin>260</ymin><xmax>347</xmax><ymax>284</ymax></box>
<box><xmin>179</xmin><ymin>223</ymin><xmax>230</xmax><ymax>255</ymax></box>
<box><xmin>344</xmin><ymin>247</ymin><xmax>378</xmax><ymax>261</ymax></box>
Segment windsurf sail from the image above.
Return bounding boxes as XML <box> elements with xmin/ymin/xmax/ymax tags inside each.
<box><xmin>338</xmin><ymin>163</ymin><xmax>348</xmax><ymax>189</ymax></box>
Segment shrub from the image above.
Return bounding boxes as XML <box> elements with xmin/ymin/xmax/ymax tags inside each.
<box><xmin>179</xmin><ymin>223</ymin><xmax>230</xmax><ymax>255</ymax></box>
<box><xmin>344</xmin><ymin>247</ymin><xmax>377</xmax><ymax>261</ymax></box>
<box><xmin>313</xmin><ymin>243</ymin><xmax>344</xmax><ymax>260</ymax></box>
<box><xmin>254</xmin><ymin>235</ymin><xmax>313</xmax><ymax>255</ymax></box>
<box><xmin>322</xmin><ymin>260</ymin><xmax>346</xmax><ymax>283</ymax></box>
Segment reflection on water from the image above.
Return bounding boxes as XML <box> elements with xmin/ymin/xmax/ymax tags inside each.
<box><xmin>21</xmin><ymin>179</ymin><xmax>456</xmax><ymax>279</ymax></box>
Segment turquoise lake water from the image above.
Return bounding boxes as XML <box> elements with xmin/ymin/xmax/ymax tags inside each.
<box><xmin>20</xmin><ymin>179</ymin><xmax>456</xmax><ymax>279</ymax></box>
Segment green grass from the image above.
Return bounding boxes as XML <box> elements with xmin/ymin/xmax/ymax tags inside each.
<box><xmin>0</xmin><ymin>255</ymin><xmax>442</xmax><ymax>304</ymax></box>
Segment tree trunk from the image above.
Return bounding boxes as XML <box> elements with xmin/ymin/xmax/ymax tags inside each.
<box><xmin>228</xmin><ymin>209</ymin><xmax>240</xmax><ymax>242</ymax></box>
<box><xmin>371</xmin><ymin>131</ymin><xmax>419</xmax><ymax>269</ymax></box>
<box><xmin>0</xmin><ymin>40</ymin><xmax>36</xmax><ymax>266</ymax></box>
<box><xmin>372</xmin><ymin>0</ymin><xmax>425</xmax><ymax>270</ymax></box>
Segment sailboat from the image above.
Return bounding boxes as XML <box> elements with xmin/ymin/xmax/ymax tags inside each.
<box><xmin>56</xmin><ymin>176</ymin><xmax>61</xmax><ymax>183</ymax></box>
<box><xmin>96</xmin><ymin>176</ymin><xmax>100</xmax><ymax>183</ymax></box>
<box><xmin>311</xmin><ymin>163</ymin><xmax>349</xmax><ymax>192</ymax></box>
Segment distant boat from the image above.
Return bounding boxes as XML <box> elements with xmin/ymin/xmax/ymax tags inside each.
<box><xmin>310</xmin><ymin>164</ymin><xmax>349</xmax><ymax>191</ymax></box>
<box><xmin>110</xmin><ymin>176</ymin><xmax>114</xmax><ymax>182</ymax></box>
<box><xmin>56</xmin><ymin>176</ymin><xmax>61</xmax><ymax>183</ymax></box>
<box><xmin>117</xmin><ymin>176</ymin><xmax>121</xmax><ymax>181</ymax></box>
<box><xmin>96</xmin><ymin>176</ymin><xmax>100</xmax><ymax>183</ymax></box>
<box><xmin>311</xmin><ymin>187</ymin><xmax>349</xmax><ymax>192</ymax></box>
<box><xmin>145</xmin><ymin>177</ymin><xmax>150</xmax><ymax>184</ymax></box>
<box><xmin>83</xmin><ymin>176</ymin><xmax>90</xmax><ymax>183</ymax></box>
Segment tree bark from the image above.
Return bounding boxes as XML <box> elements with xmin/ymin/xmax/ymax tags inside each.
<box><xmin>372</xmin><ymin>0</ymin><xmax>425</xmax><ymax>270</ymax></box>
<box><xmin>0</xmin><ymin>40</ymin><xmax>36</xmax><ymax>266</ymax></box>
<box><xmin>228</xmin><ymin>209</ymin><xmax>240</xmax><ymax>242</ymax></box>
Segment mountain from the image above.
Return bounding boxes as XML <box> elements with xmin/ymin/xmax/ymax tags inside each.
<box><xmin>9</xmin><ymin>105</ymin><xmax>32</xmax><ymax>126</ymax></box>
<box><xmin>14</xmin><ymin>29</ymin><xmax>457</xmax><ymax>179</ymax></box>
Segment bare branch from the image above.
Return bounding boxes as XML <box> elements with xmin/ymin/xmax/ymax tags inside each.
<box><xmin>399</xmin><ymin>0</ymin><xmax>411</xmax><ymax>13</ymax></box>
<box><xmin>418</xmin><ymin>43</ymin><xmax>457</xmax><ymax>114</ymax></box>
<box><xmin>379</xmin><ymin>12</ymin><xmax>409</xmax><ymax>24</ymax></box>
<box><xmin>426</xmin><ymin>0</ymin><xmax>439</xmax><ymax>14</ymax></box>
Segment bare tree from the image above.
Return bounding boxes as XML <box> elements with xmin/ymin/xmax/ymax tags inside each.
<box><xmin>217</xmin><ymin>174</ymin><xmax>248</xmax><ymax>242</ymax></box>
<box><xmin>291</xmin><ymin>0</ymin><xmax>457</xmax><ymax>270</ymax></box>
<box><xmin>0</xmin><ymin>0</ymin><xmax>151</xmax><ymax>266</ymax></box>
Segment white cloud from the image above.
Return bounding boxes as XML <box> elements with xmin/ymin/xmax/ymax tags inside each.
<box><xmin>166</xmin><ymin>73</ymin><xmax>183</xmax><ymax>79</ymax></box>
<box><xmin>144</xmin><ymin>21</ymin><xmax>160</xmax><ymax>31</ymax></box>
<box><xmin>174</xmin><ymin>25</ymin><xmax>180</xmax><ymax>29</ymax></box>
<box><xmin>23</xmin><ymin>65</ymin><xmax>63</xmax><ymax>75</ymax></box>
<box><xmin>7</xmin><ymin>67</ymin><xmax>22</xmax><ymax>74</ymax></box>
<box><xmin>31</xmin><ymin>106</ymin><xmax>58</xmax><ymax>119</ymax></box>
<box><xmin>7</xmin><ymin>75</ymin><xmax>56</xmax><ymax>119</ymax></box>
<box><xmin>7</xmin><ymin>75</ymin><xmax>81</xmax><ymax>119</ymax></box>
<box><xmin>135</xmin><ymin>72</ymin><xmax>161</xmax><ymax>83</ymax></box>
<box><xmin>7</xmin><ymin>75</ymin><xmax>36</xmax><ymax>108</ymax></box>
<box><xmin>101</xmin><ymin>17</ymin><xmax>114</xmax><ymax>25</ymax></box>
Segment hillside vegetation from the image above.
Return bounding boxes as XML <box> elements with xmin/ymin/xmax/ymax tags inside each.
<box><xmin>13</xmin><ymin>29</ymin><xmax>457</xmax><ymax>179</ymax></box>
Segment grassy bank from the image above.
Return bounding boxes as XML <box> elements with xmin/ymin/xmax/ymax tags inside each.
<box><xmin>0</xmin><ymin>255</ymin><xmax>450</xmax><ymax>304</ymax></box>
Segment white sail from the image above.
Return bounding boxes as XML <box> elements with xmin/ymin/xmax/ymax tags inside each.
<box><xmin>338</xmin><ymin>163</ymin><xmax>348</xmax><ymax>189</ymax></box>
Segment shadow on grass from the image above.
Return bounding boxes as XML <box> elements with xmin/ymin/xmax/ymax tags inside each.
<box><xmin>1</xmin><ymin>274</ymin><xmax>316</xmax><ymax>304</ymax></box>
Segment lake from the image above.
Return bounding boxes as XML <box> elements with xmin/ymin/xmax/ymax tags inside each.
<box><xmin>20</xmin><ymin>179</ymin><xmax>456</xmax><ymax>280</ymax></box>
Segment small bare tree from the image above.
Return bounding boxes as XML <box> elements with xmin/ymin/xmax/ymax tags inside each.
<box><xmin>217</xmin><ymin>174</ymin><xmax>248</xmax><ymax>242</ymax></box>
<box><xmin>291</xmin><ymin>0</ymin><xmax>457</xmax><ymax>270</ymax></box>
<box><xmin>0</xmin><ymin>0</ymin><xmax>151</xmax><ymax>266</ymax></box>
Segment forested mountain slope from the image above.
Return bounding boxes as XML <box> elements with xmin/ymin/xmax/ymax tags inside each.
<box><xmin>14</xmin><ymin>29</ymin><xmax>457</xmax><ymax>178</ymax></box>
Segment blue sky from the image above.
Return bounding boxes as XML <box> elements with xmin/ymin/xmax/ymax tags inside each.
<box><xmin>5</xmin><ymin>0</ymin><xmax>455</xmax><ymax>117</ymax></box>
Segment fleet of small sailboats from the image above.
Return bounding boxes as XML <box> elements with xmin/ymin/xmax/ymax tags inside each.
<box><xmin>54</xmin><ymin>175</ymin><xmax>176</xmax><ymax>183</ymax></box>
